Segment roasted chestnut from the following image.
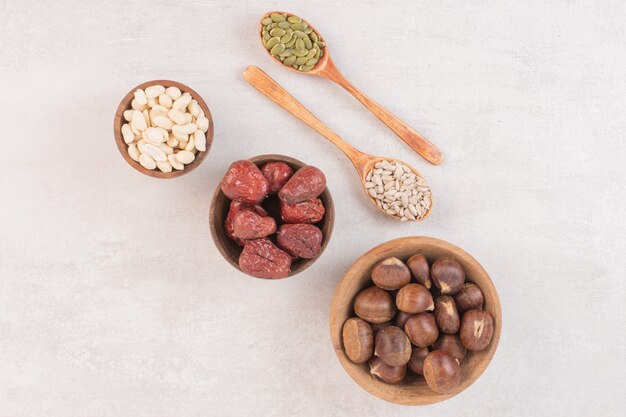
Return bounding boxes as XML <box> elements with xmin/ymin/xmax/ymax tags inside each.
<box><xmin>431</xmin><ymin>257</ymin><xmax>465</xmax><ymax>295</ymax></box>
<box><xmin>342</xmin><ymin>317</ymin><xmax>373</xmax><ymax>364</ymax></box>
<box><xmin>368</xmin><ymin>356</ymin><xmax>406</xmax><ymax>385</ymax></box>
<box><xmin>396</xmin><ymin>283</ymin><xmax>434</xmax><ymax>314</ymax></box>
<box><xmin>374</xmin><ymin>326</ymin><xmax>411</xmax><ymax>367</ymax></box>
<box><xmin>407</xmin><ymin>346</ymin><xmax>429</xmax><ymax>375</ymax></box>
<box><xmin>431</xmin><ymin>334</ymin><xmax>466</xmax><ymax>363</ymax></box>
<box><xmin>454</xmin><ymin>283</ymin><xmax>484</xmax><ymax>312</ymax></box>
<box><xmin>434</xmin><ymin>295</ymin><xmax>460</xmax><ymax>334</ymax></box>
<box><xmin>406</xmin><ymin>254</ymin><xmax>431</xmax><ymax>289</ymax></box>
<box><xmin>404</xmin><ymin>312</ymin><xmax>439</xmax><ymax>347</ymax></box>
<box><xmin>354</xmin><ymin>286</ymin><xmax>397</xmax><ymax>324</ymax></box>
<box><xmin>423</xmin><ymin>351</ymin><xmax>462</xmax><ymax>394</ymax></box>
<box><xmin>371</xmin><ymin>257</ymin><xmax>411</xmax><ymax>290</ymax></box>
<box><xmin>460</xmin><ymin>309</ymin><xmax>494</xmax><ymax>351</ymax></box>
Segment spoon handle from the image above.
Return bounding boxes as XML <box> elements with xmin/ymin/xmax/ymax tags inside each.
<box><xmin>320</xmin><ymin>63</ymin><xmax>444</xmax><ymax>165</ymax></box>
<box><xmin>243</xmin><ymin>66</ymin><xmax>370</xmax><ymax>168</ymax></box>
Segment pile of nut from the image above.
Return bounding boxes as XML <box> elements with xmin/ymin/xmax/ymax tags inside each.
<box><xmin>364</xmin><ymin>160</ymin><xmax>431</xmax><ymax>221</ymax></box>
<box><xmin>120</xmin><ymin>84</ymin><xmax>210</xmax><ymax>172</ymax></box>
<box><xmin>261</xmin><ymin>13</ymin><xmax>325</xmax><ymax>72</ymax></box>
<box><xmin>342</xmin><ymin>255</ymin><xmax>494</xmax><ymax>394</ymax></box>
<box><xmin>220</xmin><ymin>160</ymin><xmax>327</xmax><ymax>278</ymax></box>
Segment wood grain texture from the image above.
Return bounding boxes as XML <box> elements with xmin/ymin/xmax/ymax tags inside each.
<box><xmin>243</xmin><ymin>66</ymin><xmax>433</xmax><ymax>222</ymax></box>
<box><xmin>113</xmin><ymin>79</ymin><xmax>214</xmax><ymax>179</ymax></box>
<box><xmin>209</xmin><ymin>154</ymin><xmax>335</xmax><ymax>280</ymax></box>
<box><xmin>258</xmin><ymin>11</ymin><xmax>444</xmax><ymax>165</ymax></box>
<box><xmin>329</xmin><ymin>237</ymin><xmax>502</xmax><ymax>405</ymax></box>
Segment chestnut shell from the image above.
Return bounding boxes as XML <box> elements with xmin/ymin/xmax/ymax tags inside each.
<box><xmin>404</xmin><ymin>312</ymin><xmax>439</xmax><ymax>347</ymax></box>
<box><xmin>431</xmin><ymin>257</ymin><xmax>465</xmax><ymax>295</ymax></box>
<box><xmin>342</xmin><ymin>317</ymin><xmax>374</xmax><ymax>364</ymax></box>
<box><xmin>371</xmin><ymin>257</ymin><xmax>411</xmax><ymax>290</ymax></box>
<box><xmin>396</xmin><ymin>283</ymin><xmax>434</xmax><ymax>314</ymax></box>
<box><xmin>368</xmin><ymin>356</ymin><xmax>406</xmax><ymax>385</ymax></box>
<box><xmin>374</xmin><ymin>326</ymin><xmax>411</xmax><ymax>367</ymax></box>
<box><xmin>353</xmin><ymin>286</ymin><xmax>396</xmax><ymax>324</ymax></box>
<box><xmin>407</xmin><ymin>253</ymin><xmax>431</xmax><ymax>289</ymax></box>
<box><xmin>423</xmin><ymin>351</ymin><xmax>462</xmax><ymax>394</ymax></box>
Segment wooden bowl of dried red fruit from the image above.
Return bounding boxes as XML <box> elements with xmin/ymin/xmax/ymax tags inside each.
<box><xmin>209</xmin><ymin>154</ymin><xmax>334</xmax><ymax>279</ymax></box>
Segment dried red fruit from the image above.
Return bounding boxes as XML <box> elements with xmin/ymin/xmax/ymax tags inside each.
<box><xmin>239</xmin><ymin>238</ymin><xmax>292</xmax><ymax>279</ymax></box>
<box><xmin>276</xmin><ymin>223</ymin><xmax>323</xmax><ymax>259</ymax></box>
<box><xmin>220</xmin><ymin>160</ymin><xmax>269</xmax><ymax>204</ymax></box>
<box><xmin>231</xmin><ymin>209</ymin><xmax>276</xmax><ymax>240</ymax></box>
<box><xmin>225</xmin><ymin>201</ymin><xmax>268</xmax><ymax>245</ymax></box>
<box><xmin>278</xmin><ymin>165</ymin><xmax>326</xmax><ymax>204</ymax></box>
<box><xmin>280</xmin><ymin>198</ymin><xmax>325</xmax><ymax>224</ymax></box>
<box><xmin>261</xmin><ymin>162</ymin><xmax>294</xmax><ymax>194</ymax></box>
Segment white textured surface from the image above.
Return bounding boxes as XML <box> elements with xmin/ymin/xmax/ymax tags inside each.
<box><xmin>1</xmin><ymin>1</ymin><xmax>625</xmax><ymax>415</ymax></box>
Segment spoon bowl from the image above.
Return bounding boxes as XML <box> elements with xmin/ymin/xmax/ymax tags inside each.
<box><xmin>358</xmin><ymin>156</ymin><xmax>434</xmax><ymax>222</ymax></box>
<box><xmin>259</xmin><ymin>11</ymin><xmax>444</xmax><ymax>166</ymax></box>
<box><xmin>243</xmin><ymin>66</ymin><xmax>433</xmax><ymax>222</ymax></box>
<box><xmin>258</xmin><ymin>11</ymin><xmax>330</xmax><ymax>76</ymax></box>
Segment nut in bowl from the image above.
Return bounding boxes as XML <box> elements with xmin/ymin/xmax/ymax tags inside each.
<box><xmin>209</xmin><ymin>155</ymin><xmax>334</xmax><ymax>279</ymax></box>
<box><xmin>330</xmin><ymin>237</ymin><xmax>501</xmax><ymax>405</ymax></box>
<box><xmin>114</xmin><ymin>80</ymin><xmax>214</xmax><ymax>178</ymax></box>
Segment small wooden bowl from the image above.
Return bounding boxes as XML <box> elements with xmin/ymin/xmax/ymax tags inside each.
<box><xmin>330</xmin><ymin>237</ymin><xmax>501</xmax><ymax>405</ymax></box>
<box><xmin>113</xmin><ymin>80</ymin><xmax>214</xmax><ymax>178</ymax></box>
<box><xmin>209</xmin><ymin>154</ymin><xmax>334</xmax><ymax>279</ymax></box>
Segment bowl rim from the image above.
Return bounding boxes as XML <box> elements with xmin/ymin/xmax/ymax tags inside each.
<box><xmin>329</xmin><ymin>236</ymin><xmax>502</xmax><ymax>405</ymax></box>
<box><xmin>113</xmin><ymin>79</ymin><xmax>214</xmax><ymax>179</ymax></box>
<box><xmin>208</xmin><ymin>154</ymin><xmax>335</xmax><ymax>280</ymax></box>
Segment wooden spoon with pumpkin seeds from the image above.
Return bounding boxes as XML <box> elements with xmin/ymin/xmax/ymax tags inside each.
<box><xmin>259</xmin><ymin>11</ymin><xmax>444</xmax><ymax>166</ymax></box>
<box><xmin>243</xmin><ymin>65</ymin><xmax>433</xmax><ymax>222</ymax></box>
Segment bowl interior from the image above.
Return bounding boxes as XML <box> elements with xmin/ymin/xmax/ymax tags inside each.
<box><xmin>330</xmin><ymin>236</ymin><xmax>501</xmax><ymax>405</ymax></box>
<box><xmin>209</xmin><ymin>154</ymin><xmax>334</xmax><ymax>279</ymax></box>
<box><xmin>113</xmin><ymin>79</ymin><xmax>214</xmax><ymax>178</ymax></box>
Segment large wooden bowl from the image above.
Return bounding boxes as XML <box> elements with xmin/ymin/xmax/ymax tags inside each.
<box><xmin>113</xmin><ymin>80</ymin><xmax>214</xmax><ymax>178</ymax></box>
<box><xmin>209</xmin><ymin>154</ymin><xmax>334</xmax><ymax>279</ymax></box>
<box><xmin>330</xmin><ymin>236</ymin><xmax>501</xmax><ymax>405</ymax></box>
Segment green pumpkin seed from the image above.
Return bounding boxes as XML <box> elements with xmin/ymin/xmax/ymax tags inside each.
<box><xmin>310</xmin><ymin>32</ymin><xmax>318</xmax><ymax>42</ymax></box>
<box><xmin>291</xmin><ymin>22</ymin><xmax>308</xmax><ymax>31</ymax></box>
<box><xmin>306</xmin><ymin>48</ymin><xmax>317</xmax><ymax>60</ymax></box>
<box><xmin>292</xmin><ymin>64</ymin><xmax>299</xmax><ymax>69</ymax></box>
<box><xmin>293</xmin><ymin>30</ymin><xmax>307</xmax><ymax>38</ymax></box>
<box><xmin>314</xmin><ymin>45</ymin><xmax>321</xmax><ymax>58</ymax></box>
<box><xmin>270</xmin><ymin>43</ymin><xmax>286</xmax><ymax>56</ymax></box>
<box><xmin>295</xmin><ymin>38</ymin><xmax>305</xmax><ymax>52</ymax></box>
<box><xmin>304</xmin><ymin>28</ymin><xmax>312</xmax><ymax>34</ymax></box>
<box><xmin>299</xmin><ymin>64</ymin><xmax>314</xmax><ymax>72</ymax></box>
<box><xmin>261</xmin><ymin>17</ymin><xmax>273</xmax><ymax>25</ymax></box>
<box><xmin>263</xmin><ymin>32</ymin><xmax>270</xmax><ymax>41</ymax></box>
<box><xmin>270</xmin><ymin>13</ymin><xmax>285</xmax><ymax>22</ymax></box>
<box><xmin>303</xmin><ymin>36</ymin><xmax>313</xmax><ymax>49</ymax></box>
<box><xmin>277</xmin><ymin>21</ymin><xmax>291</xmax><ymax>29</ymax></box>
<box><xmin>283</xmin><ymin>55</ymin><xmax>297</xmax><ymax>66</ymax></box>
<box><xmin>279</xmin><ymin>32</ymin><xmax>292</xmax><ymax>43</ymax></box>
<box><xmin>265</xmin><ymin>37</ymin><xmax>280</xmax><ymax>49</ymax></box>
<box><xmin>279</xmin><ymin>48</ymin><xmax>293</xmax><ymax>57</ymax></box>
<box><xmin>305</xmin><ymin>58</ymin><xmax>318</xmax><ymax>67</ymax></box>
<box><xmin>316</xmin><ymin>41</ymin><xmax>325</xmax><ymax>48</ymax></box>
<box><xmin>292</xmin><ymin>49</ymin><xmax>308</xmax><ymax>57</ymax></box>
<box><xmin>287</xmin><ymin>15</ymin><xmax>302</xmax><ymax>23</ymax></box>
<box><xmin>294</xmin><ymin>56</ymin><xmax>308</xmax><ymax>65</ymax></box>
<box><xmin>284</xmin><ymin>37</ymin><xmax>297</xmax><ymax>48</ymax></box>
<box><xmin>270</xmin><ymin>27</ymin><xmax>285</xmax><ymax>37</ymax></box>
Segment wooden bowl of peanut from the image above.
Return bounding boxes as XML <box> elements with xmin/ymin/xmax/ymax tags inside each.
<box><xmin>113</xmin><ymin>80</ymin><xmax>214</xmax><ymax>178</ymax></box>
